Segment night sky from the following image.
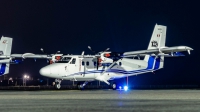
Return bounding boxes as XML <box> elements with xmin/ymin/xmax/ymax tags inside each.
<box><xmin>0</xmin><ymin>0</ymin><xmax>199</xmax><ymax>85</ymax></box>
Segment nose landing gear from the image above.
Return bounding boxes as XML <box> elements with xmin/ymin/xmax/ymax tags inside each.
<box><xmin>54</xmin><ymin>79</ymin><xmax>62</xmax><ymax>89</ymax></box>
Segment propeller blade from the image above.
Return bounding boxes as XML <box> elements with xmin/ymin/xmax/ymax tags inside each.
<box><xmin>81</xmin><ymin>51</ymin><xmax>84</xmax><ymax>56</ymax></box>
<box><xmin>40</xmin><ymin>48</ymin><xmax>45</xmax><ymax>53</ymax></box>
<box><xmin>104</xmin><ymin>48</ymin><xmax>110</xmax><ymax>52</ymax></box>
<box><xmin>56</xmin><ymin>51</ymin><xmax>60</xmax><ymax>54</ymax></box>
<box><xmin>88</xmin><ymin>46</ymin><xmax>91</xmax><ymax>50</ymax></box>
<box><xmin>88</xmin><ymin>46</ymin><xmax>95</xmax><ymax>53</ymax></box>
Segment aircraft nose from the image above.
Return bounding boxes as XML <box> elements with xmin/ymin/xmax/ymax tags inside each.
<box><xmin>39</xmin><ymin>67</ymin><xmax>50</xmax><ymax>76</ymax></box>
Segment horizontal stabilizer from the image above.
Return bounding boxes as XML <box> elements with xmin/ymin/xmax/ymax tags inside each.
<box><xmin>123</xmin><ymin>46</ymin><xmax>193</xmax><ymax>57</ymax></box>
<box><xmin>123</xmin><ymin>52</ymin><xmax>185</xmax><ymax>58</ymax></box>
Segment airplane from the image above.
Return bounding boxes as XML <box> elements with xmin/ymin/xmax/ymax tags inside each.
<box><xmin>0</xmin><ymin>36</ymin><xmax>63</xmax><ymax>76</ymax></box>
<box><xmin>0</xmin><ymin>24</ymin><xmax>193</xmax><ymax>90</ymax></box>
<box><xmin>37</xmin><ymin>24</ymin><xmax>193</xmax><ymax>90</ymax></box>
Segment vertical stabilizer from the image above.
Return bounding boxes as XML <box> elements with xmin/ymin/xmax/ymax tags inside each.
<box><xmin>144</xmin><ymin>24</ymin><xmax>167</xmax><ymax>69</ymax></box>
<box><xmin>0</xmin><ymin>36</ymin><xmax>12</xmax><ymax>55</ymax></box>
<box><xmin>0</xmin><ymin>36</ymin><xmax>12</xmax><ymax>76</ymax></box>
<box><xmin>146</xmin><ymin>24</ymin><xmax>166</xmax><ymax>50</ymax></box>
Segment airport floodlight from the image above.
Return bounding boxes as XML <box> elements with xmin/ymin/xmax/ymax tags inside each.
<box><xmin>24</xmin><ymin>75</ymin><xmax>30</xmax><ymax>79</ymax></box>
<box><xmin>23</xmin><ymin>74</ymin><xmax>29</xmax><ymax>86</ymax></box>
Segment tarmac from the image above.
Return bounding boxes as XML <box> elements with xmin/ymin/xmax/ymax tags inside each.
<box><xmin>0</xmin><ymin>89</ymin><xmax>200</xmax><ymax>112</ymax></box>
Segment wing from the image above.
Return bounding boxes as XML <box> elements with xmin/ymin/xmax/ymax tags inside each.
<box><xmin>123</xmin><ymin>46</ymin><xmax>193</xmax><ymax>57</ymax></box>
<box><xmin>10</xmin><ymin>53</ymin><xmax>50</xmax><ymax>59</ymax></box>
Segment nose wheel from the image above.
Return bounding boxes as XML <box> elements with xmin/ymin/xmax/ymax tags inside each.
<box><xmin>54</xmin><ymin>79</ymin><xmax>62</xmax><ymax>89</ymax></box>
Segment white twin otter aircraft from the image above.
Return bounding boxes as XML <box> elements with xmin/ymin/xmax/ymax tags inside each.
<box><xmin>0</xmin><ymin>24</ymin><xmax>193</xmax><ymax>90</ymax></box>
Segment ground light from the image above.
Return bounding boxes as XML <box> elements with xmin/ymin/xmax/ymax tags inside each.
<box><xmin>124</xmin><ymin>86</ymin><xmax>128</xmax><ymax>91</ymax></box>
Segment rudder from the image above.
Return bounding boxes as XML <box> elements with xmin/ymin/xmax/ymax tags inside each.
<box><xmin>144</xmin><ymin>24</ymin><xmax>167</xmax><ymax>69</ymax></box>
<box><xmin>0</xmin><ymin>36</ymin><xmax>12</xmax><ymax>76</ymax></box>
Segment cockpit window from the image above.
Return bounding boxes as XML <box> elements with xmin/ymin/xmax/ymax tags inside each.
<box><xmin>56</xmin><ymin>57</ymin><xmax>71</xmax><ymax>63</ymax></box>
<box><xmin>70</xmin><ymin>58</ymin><xmax>76</xmax><ymax>64</ymax></box>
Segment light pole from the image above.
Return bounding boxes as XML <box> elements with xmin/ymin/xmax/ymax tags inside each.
<box><xmin>8</xmin><ymin>77</ymin><xmax>12</xmax><ymax>85</ymax></box>
<box><xmin>23</xmin><ymin>75</ymin><xmax>29</xmax><ymax>86</ymax></box>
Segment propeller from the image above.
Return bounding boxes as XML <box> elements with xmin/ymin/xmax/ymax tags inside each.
<box><xmin>40</xmin><ymin>48</ymin><xmax>61</xmax><ymax>64</ymax></box>
<box><xmin>40</xmin><ymin>48</ymin><xmax>50</xmax><ymax>63</ymax></box>
<box><xmin>88</xmin><ymin>46</ymin><xmax>110</xmax><ymax>70</ymax></box>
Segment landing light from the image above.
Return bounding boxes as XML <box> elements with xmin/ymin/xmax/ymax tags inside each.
<box><xmin>124</xmin><ymin>86</ymin><xmax>128</xmax><ymax>91</ymax></box>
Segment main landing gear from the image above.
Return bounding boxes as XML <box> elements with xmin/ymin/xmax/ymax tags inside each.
<box><xmin>77</xmin><ymin>81</ymin><xmax>88</xmax><ymax>90</ymax></box>
<box><xmin>111</xmin><ymin>82</ymin><xmax>117</xmax><ymax>90</ymax></box>
<box><xmin>54</xmin><ymin>79</ymin><xmax>62</xmax><ymax>89</ymax></box>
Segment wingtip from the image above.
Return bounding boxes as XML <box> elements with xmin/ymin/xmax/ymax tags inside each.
<box><xmin>187</xmin><ymin>47</ymin><xmax>193</xmax><ymax>50</ymax></box>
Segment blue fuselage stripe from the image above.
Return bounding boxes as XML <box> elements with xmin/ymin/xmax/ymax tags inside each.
<box><xmin>0</xmin><ymin>64</ymin><xmax>6</xmax><ymax>76</ymax></box>
<box><xmin>68</xmin><ymin>56</ymin><xmax>161</xmax><ymax>76</ymax></box>
<box><xmin>154</xmin><ymin>57</ymin><xmax>160</xmax><ymax>70</ymax></box>
<box><xmin>147</xmin><ymin>56</ymin><xmax>155</xmax><ymax>69</ymax></box>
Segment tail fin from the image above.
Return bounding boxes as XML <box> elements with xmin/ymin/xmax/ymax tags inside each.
<box><xmin>147</xmin><ymin>24</ymin><xmax>167</xmax><ymax>50</ymax></box>
<box><xmin>144</xmin><ymin>24</ymin><xmax>167</xmax><ymax>69</ymax></box>
<box><xmin>0</xmin><ymin>36</ymin><xmax>12</xmax><ymax>76</ymax></box>
<box><xmin>0</xmin><ymin>36</ymin><xmax>12</xmax><ymax>55</ymax></box>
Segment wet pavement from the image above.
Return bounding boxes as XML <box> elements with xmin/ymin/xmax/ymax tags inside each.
<box><xmin>0</xmin><ymin>89</ymin><xmax>200</xmax><ymax>112</ymax></box>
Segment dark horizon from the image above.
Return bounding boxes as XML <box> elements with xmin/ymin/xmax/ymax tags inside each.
<box><xmin>0</xmin><ymin>0</ymin><xmax>199</xmax><ymax>85</ymax></box>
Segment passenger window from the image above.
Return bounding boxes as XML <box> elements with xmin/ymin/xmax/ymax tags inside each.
<box><xmin>71</xmin><ymin>58</ymin><xmax>76</xmax><ymax>64</ymax></box>
<box><xmin>119</xmin><ymin>62</ymin><xmax>122</xmax><ymax>66</ymax></box>
<box><xmin>86</xmin><ymin>61</ymin><xmax>89</xmax><ymax>66</ymax></box>
<box><xmin>82</xmin><ymin>61</ymin><xmax>85</xmax><ymax>66</ymax></box>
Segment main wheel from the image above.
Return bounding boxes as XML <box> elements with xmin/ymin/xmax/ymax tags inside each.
<box><xmin>77</xmin><ymin>82</ymin><xmax>81</xmax><ymax>90</ymax></box>
<box><xmin>77</xmin><ymin>82</ymin><xmax>84</xmax><ymax>90</ymax></box>
<box><xmin>55</xmin><ymin>84</ymin><xmax>61</xmax><ymax>89</ymax></box>
<box><xmin>112</xmin><ymin>83</ymin><xmax>117</xmax><ymax>90</ymax></box>
<box><xmin>77</xmin><ymin>84</ymin><xmax>81</xmax><ymax>90</ymax></box>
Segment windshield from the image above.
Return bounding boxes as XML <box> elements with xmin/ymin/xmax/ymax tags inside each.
<box><xmin>56</xmin><ymin>57</ymin><xmax>71</xmax><ymax>63</ymax></box>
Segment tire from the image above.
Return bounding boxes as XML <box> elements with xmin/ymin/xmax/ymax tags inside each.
<box><xmin>55</xmin><ymin>84</ymin><xmax>61</xmax><ymax>89</ymax></box>
<box><xmin>77</xmin><ymin>82</ymin><xmax>81</xmax><ymax>90</ymax></box>
<box><xmin>77</xmin><ymin>84</ymin><xmax>81</xmax><ymax>90</ymax></box>
<box><xmin>112</xmin><ymin>83</ymin><xmax>117</xmax><ymax>90</ymax></box>
<box><xmin>77</xmin><ymin>84</ymin><xmax>84</xmax><ymax>90</ymax></box>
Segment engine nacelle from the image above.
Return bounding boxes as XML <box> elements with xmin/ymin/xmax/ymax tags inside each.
<box><xmin>99</xmin><ymin>57</ymin><xmax>113</xmax><ymax>64</ymax></box>
<box><xmin>102</xmin><ymin>52</ymin><xmax>123</xmax><ymax>61</ymax></box>
<box><xmin>51</xmin><ymin>54</ymin><xmax>63</xmax><ymax>63</ymax></box>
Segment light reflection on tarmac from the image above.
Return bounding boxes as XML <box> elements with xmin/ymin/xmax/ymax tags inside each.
<box><xmin>0</xmin><ymin>89</ymin><xmax>200</xmax><ymax>112</ymax></box>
